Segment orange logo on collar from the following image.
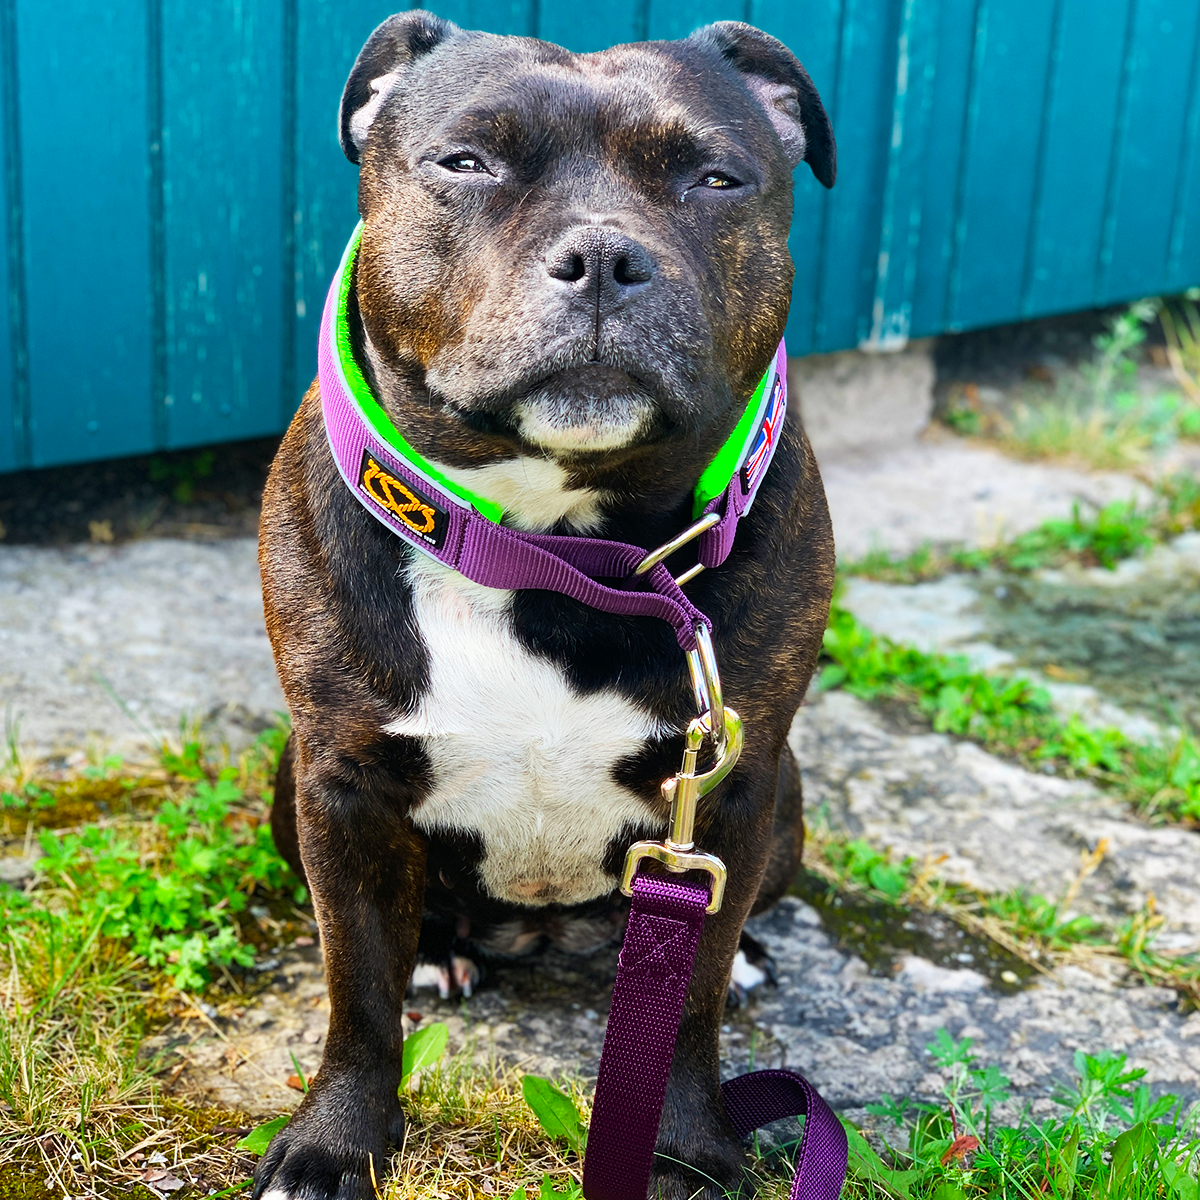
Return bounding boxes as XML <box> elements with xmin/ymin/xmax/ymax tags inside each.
<box><xmin>358</xmin><ymin>451</ymin><xmax>447</xmax><ymax>547</ymax></box>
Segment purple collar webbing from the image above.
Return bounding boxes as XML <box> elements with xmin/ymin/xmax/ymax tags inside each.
<box><xmin>318</xmin><ymin>256</ymin><xmax>787</xmax><ymax>653</ymax></box>
<box><xmin>583</xmin><ymin>873</ymin><xmax>848</xmax><ymax>1200</ymax></box>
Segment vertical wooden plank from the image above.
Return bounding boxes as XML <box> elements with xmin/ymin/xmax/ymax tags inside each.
<box><xmin>18</xmin><ymin>0</ymin><xmax>153</xmax><ymax>467</ymax></box>
<box><xmin>0</xmin><ymin>0</ymin><xmax>22</xmax><ymax>472</ymax></box>
<box><xmin>945</xmin><ymin>0</ymin><xmax>1057</xmax><ymax>331</ymax></box>
<box><xmin>161</xmin><ymin>0</ymin><xmax>284</xmax><ymax>449</ymax></box>
<box><xmin>752</xmin><ymin>0</ymin><xmax>846</xmax><ymax>358</ymax></box>
<box><xmin>647</xmin><ymin>0</ymin><xmax>744</xmax><ymax>42</ymax></box>
<box><xmin>808</xmin><ymin>0</ymin><xmax>900</xmax><ymax>352</ymax></box>
<box><xmin>1166</xmin><ymin>14</ymin><xmax>1200</xmax><ymax>292</ymax></box>
<box><xmin>863</xmin><ymin>0</ymin><xmax>940</xmax><ymax>348</ymax></box>
<box><xmin>1099</xmin><ymin>0</ymin><xmax>1200</xmax><ymax>301</ymax></box>
<box><xmin>907</xmin><ymin>0</ymin><xmax>978</xmax><ymax>337</ymax></box>
<box><xmin>434</xmin><ymin>0</ymin><xmax>536</xmax><ymax>35</ymax></box>
<box><xmin>1018</xmin><ymin>0</ymin><xmax>1128</xmax><ymax>317</ymax></box>
<box><xmin>292</xmin><ymin>0</ymin><xmax>393</xmax><ymax>413</ymax></box>
<box><xmin>537</xmin><ymin>0</ymin><xmax>641</xmax><ymax>51</ymax></box>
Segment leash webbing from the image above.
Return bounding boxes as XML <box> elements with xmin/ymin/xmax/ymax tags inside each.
<box><xmin>583</xmin><ymin>874</ymin><xmax>848</xmax><ymax>1200</ymax></box>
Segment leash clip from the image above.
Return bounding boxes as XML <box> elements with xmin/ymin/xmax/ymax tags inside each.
<box><xmin>620</xmin><ymin>705</ymin><xmax>742</xmax><ymax>915</ymax></box>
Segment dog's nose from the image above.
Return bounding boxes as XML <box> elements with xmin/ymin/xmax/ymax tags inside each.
<box><xmin>545</xmin><ymin>227</ymin><xmax>654</xmax><ymax>302</ymax></box>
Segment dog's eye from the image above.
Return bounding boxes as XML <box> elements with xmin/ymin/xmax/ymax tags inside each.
<box><xmin>699</xmin><ymin>173</ymin><xmax>740</xmax><ymax>189</ymax></box>
<box><xmin>440</xmin><ymin>154</ymin><xmax>490</xmax><ymax>174</ymax></box>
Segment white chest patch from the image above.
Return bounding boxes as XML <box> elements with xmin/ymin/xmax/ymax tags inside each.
<box><xmin>433</xmin><ymin>455</ymin><xmax>604</xmax><ymax>532</ymax></box>
<box><xmin>385</xmin><ymin>557</ymin><xmax>671</xmax><ymax>906</ymax></box>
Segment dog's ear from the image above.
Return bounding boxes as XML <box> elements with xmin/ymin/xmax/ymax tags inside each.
<box><xmin>689</xmin><ymin>21</ymin><xmax>835</xmax><ymax>188</ymax></box>
<box><xmin>339</xmin><ymin>10</ymin><xmax>460</xmax><ymax>164</ymax></box>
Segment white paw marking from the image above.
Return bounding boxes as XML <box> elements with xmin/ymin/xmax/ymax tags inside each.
<box><xmin>730</xmin><ymin>949</ymin><xmax>768</xmax><ymax>993</ymax></box>
<box><xmin>409</xmin><ymin>957</ymin><xmax>479</xmax><ymax>999</ymax></box>
<box><xmin>410</xmin><ymin>962</ymin><xmax>451</xmax><ymax>998</ymax></box>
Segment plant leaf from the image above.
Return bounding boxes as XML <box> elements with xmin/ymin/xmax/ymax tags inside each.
<box><xmin>841</xmin><ymin>1120</ymin><xmax>918</xmax><ymax>1198</ymax></box>
<box><xmin>930</xmin><ymin>1186</ymin><xmax>968</xmax><ymax>1200</ymax></box>
<box><xmin>522</xmin><ymin>1076</ymin><xmax>586</xmax><ymax>1153</ymax></box>
<box><xmin>401</xmin><ymin>1021</ymin><xmax>449</xmax><ymax>1087</ymax></box>
<box><xmin>236</xmin><ymin>1115</ymin><xmax>289</xmax><ymax>1156</ymax></box>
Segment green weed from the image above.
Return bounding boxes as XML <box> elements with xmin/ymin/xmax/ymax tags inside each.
<box><xmin>148</xmin><ymin>449</ymin><xmax>215</xmax><ymax>505</ymax></box>
<box><xmin>1160</xmin><ymin>289</ymin><xmax>1200</xmax><ymax>401</ymax></box>
<box><xmin>843</xmin><ymin>488</ymin><xmax>1189</xmax><ymax>584</ymax></box>
<box><xmin>807</xmin><ymin>818</ymin><xmax>1200</xmax><ymax>1007</ymax></box>
<box><xmin>840</xmin><ymin>1034</ymin><xmax>1200</xmax><ymax>1199</ymax></box>
<box><xmin>819</xmin><ymin>602</ymin><xmax>1200</xmax><ymax>826</ymax></box>
<box><xmin>942</xmin><ymin>298</ymin><xmax>1200</xmax><ymax>471</ymax></box>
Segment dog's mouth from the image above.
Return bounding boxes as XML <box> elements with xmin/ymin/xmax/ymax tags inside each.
<box><xmin>514</xmin><ymin>364</ymin><xmax>659</xmax><ymax>453</ymax></box>
<box><xmin>443</xmin><ymin>364</ymin><xmax>663</xmax><ymax>455</ymax></box>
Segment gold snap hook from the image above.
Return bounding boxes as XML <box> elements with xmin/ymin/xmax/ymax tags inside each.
<box><xmin>619</xmin><ymin>705</ymin><xmax>743</xmax><ymax>915</ymax></box>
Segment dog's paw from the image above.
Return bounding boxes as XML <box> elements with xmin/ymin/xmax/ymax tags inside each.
<box><xmin>726</xmin><ymin>934</ymin><xmax>777</xmax><ymax>1009</ymax></box>
<box><xmin>409</xmin><ymin>954</ymin><xmax>480</xmax><ymax>1000</ymax></box>
<box><xmin>648</xmin><ymin>1130</ymin><xmax>750</xmax><ymax>1199</ymax></box>
<box><xmin>252</xmin><ymin>1076</ymin><xmax>402</xmax><ymax>1200</ymax></box>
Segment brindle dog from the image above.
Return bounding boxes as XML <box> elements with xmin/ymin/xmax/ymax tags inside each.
<box><xmin>256</xmin><ymin>11</ymin><xmax>836</xmax><ymax>1199</ymax></box>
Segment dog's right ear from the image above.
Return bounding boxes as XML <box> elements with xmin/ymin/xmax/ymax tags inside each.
<box><xmin>339</xmin><ymin>10</ymin><xmax>459</xmax><ymax>164</ymax></box>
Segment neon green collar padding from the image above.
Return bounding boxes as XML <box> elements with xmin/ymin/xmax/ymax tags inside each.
<box><xmin>331</xmin><ymin>223</ymin><xmax>775</xmax><ymax>524</ymax></box>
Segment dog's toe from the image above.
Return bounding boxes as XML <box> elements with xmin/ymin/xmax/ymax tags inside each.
<box><xmin>410</xmin><ymin>961</ymin><xmax>453</xmax><ymax>999</ymax></box>
<box><xmin>409</xmin><ymin>955</ymin><xmax>480</xmax><ymax>1000</ymax></box>
<box><xmin>726</xmin><ymin>941</ymin><xmax>776</xmax><ymax>1009</ymax></box>
<box><xmin>451</xmin><ymin>954</ymin><xmax>479</xmax><ymax>997</ymax></box>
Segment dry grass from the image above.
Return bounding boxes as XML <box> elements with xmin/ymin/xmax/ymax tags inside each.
<box><xmin>386</xmin><ymin>1056</ymin><xmax>588</xmax><ymax>1199</ymax></box>
<box><xmin>0</xmin><ymin>915</ymin><xmax>252</xmax><ymax>1196</ymax></box>
<box><xmin>996</xmin><ymin>395</ymin><xmax>1157</xmax><ymax>470</ymax></box>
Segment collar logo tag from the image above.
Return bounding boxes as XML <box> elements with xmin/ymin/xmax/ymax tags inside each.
<box><xmin>358</xmin><ymin>448</ymin><xmax>449</xmax><ymax>549</ymax></box>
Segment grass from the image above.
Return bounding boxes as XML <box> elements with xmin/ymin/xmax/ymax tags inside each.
<box><xmin>5</xmin><ymin>488</ymin><xmax>1200</xmax><ymax>1195</ymax></box>
<box><xmin>843</xmin><ymin>472</ymin><xmax>1200</xmax><ymax>584</ymax></box>
<box><xmin>806</xmin><ymin>821</ymin><xmax>1200</xmax><ymax>1008</ymax></box>
<box><xmin>233</xmin><ymin>1017</ymin><xmax>1200</xmax><ymax>1200</ymax></box>
<box><xmin>0</xmin><ymin>729</ymin><xmax>1196</xmax><ymax>1198</ymax></box>
<box><xmin>819</xmin><ymin>600</ymin><xmax>1200</xmax><ymax>825</ymax></box>
<box><xmin>0</xmin><ymin>722</ymin><xmax>303</xmax><ymax>1196</ymax></box>
<box><xmin>1160</xmin><ymin>291</ymin><xmax>1200</xmax><ymax>401</ymax></box>
<box><xmin>941</xmin><ymin>297</ymin><xmax>1200</xmax><ymax>471</ymax></box>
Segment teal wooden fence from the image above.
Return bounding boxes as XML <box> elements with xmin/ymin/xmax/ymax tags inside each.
<box><xmin>2</xmin><ymin>0</ymin><xmax>1199</xmax><ymax>472</ymax></box>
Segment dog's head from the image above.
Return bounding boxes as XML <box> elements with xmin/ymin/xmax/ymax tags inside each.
<box><xmin>340</xmin><ymin>11</ymin><xmax>834</xmax><ymax>518</ymax></box>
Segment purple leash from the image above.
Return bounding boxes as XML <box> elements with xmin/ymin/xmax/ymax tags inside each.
<box><xmin>584</xmin><ymin>875</ymin><xmax>847</xmax><ymax>1200</ymax></box>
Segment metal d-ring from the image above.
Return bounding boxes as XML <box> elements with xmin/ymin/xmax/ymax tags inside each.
<box><xmin>632</xmin><ymin>511</ymin><xmax>720</xmax><ymax>583</ymax></box>
<box><xmin>685</xmin><ymin>623</ymin><xmax>725</xmax><ymax>757</ymax></box>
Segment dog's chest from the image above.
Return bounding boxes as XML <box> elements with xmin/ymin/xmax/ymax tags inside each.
<box><xmin>385</xmin><ymin>557</ymin><xmax>669</xmax><ymax>906</ymax></box>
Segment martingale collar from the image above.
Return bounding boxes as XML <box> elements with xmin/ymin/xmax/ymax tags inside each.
<box><xmin>319</xmin><ymin>222</ymin><xmax>788</xmax><ymax>652</ymax></box>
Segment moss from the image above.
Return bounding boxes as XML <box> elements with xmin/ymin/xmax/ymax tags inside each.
<box><xmin>0</xmin><ymin>1165</ymin><xmax>55</xmax><ymax>1200</ymax></box>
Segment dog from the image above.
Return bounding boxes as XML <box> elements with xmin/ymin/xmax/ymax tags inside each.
<box><xmin>256</xmin><ymin>11</ymin><xmax>836</xmax><ymax>1199</ymax></box>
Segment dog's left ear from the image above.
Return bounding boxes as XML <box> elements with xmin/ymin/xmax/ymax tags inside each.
<box><xmin>690</xmin><ymin>22</ymin><xmax>836</xmax><ymax>188</ymax></box>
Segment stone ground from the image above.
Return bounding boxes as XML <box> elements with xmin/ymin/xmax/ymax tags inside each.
<box><xmin>5</xmin><ymin>351</ymin><xmax>1200</xmax><ymax>1128</ymax></box>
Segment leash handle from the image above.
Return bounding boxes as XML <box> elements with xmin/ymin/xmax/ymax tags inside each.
<box><xmin>583</xmin><ymin>873</ymin><xmax>848</xmax><ymax>1200</ymax></box>
<box><xmin>722</xmin><ymin>1070</ymin><xmax>848</xmax><ymax>1200</ymax></box>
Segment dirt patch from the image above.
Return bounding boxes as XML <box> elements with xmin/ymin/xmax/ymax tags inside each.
<box><xmin>0</xmin><ymin>437</ymin><xmax>279</xmax><ymax>547</ymax></box>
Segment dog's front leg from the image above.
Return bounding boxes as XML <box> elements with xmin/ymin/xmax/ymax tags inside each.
<box><xmin>253</xmin><ymin>756</ymin><xmax>426</xmax><ymax>1200</ymax></box>
<box><xmin>648</xmin><ymin>774</ymin><xmax>776</xmax><ymax>1200</ymax></box>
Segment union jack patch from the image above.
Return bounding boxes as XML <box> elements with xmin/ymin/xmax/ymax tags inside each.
<box><xmin>739</xmin><ymin>374</ymin><xmax>785</xmax><ymax>495</ymax></box>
